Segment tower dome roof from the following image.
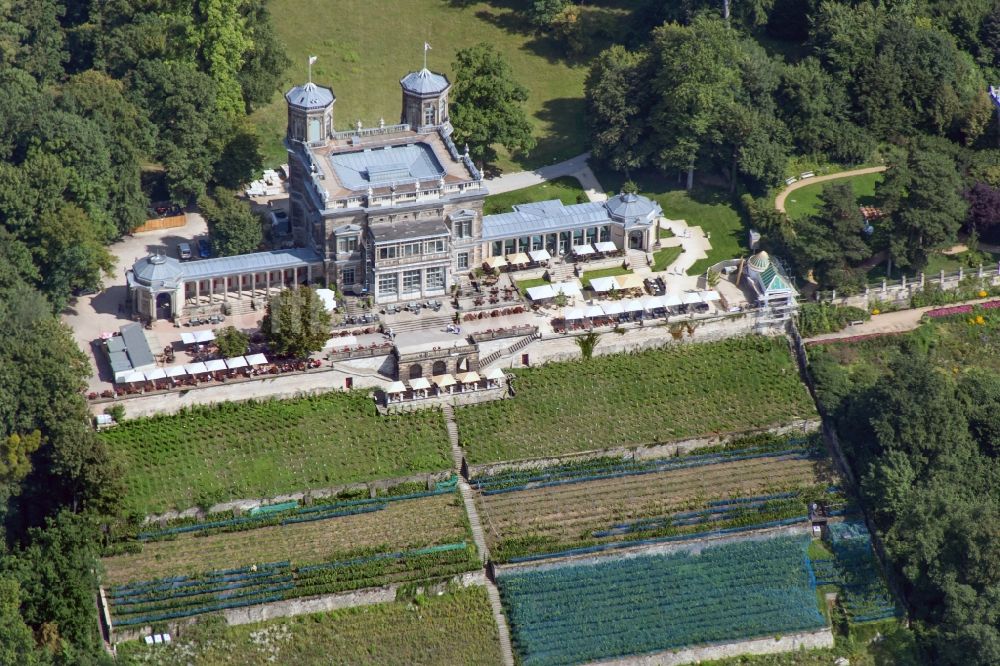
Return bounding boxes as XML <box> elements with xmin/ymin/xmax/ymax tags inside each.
<box><xmin>605</xmin><ymin>192</ymin><xmax>659</xmax><ymax>223</ymax></box>
<box><xmin>747</xmin><ymin>251</ymin><xmax>771</xmax><ymax>273</ymax></box>
<box><xmin>132</xmin><ymin>254</ymin><xmax>183</xmax><ymax>288</ymax></box>
<box><xmin>400</xmin><ymin>68</ymin><xmax>450</xmax><ymax>96</ymax></box>
<box><xmin>285</xmin><ymin>81</ymin><xmax>335</xmax><ymax>109</ymax></box>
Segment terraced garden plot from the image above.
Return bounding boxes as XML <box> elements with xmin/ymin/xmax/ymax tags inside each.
<box><xmin>498</xmin><ymin>534</ymin><xmax>826</xmax><ymax>666</ymax></box>
<box><xmin>116</xmin><ymin>585</ymin><xmax>502</xmax><ymax>666</ymax></box>
<box><xmin>475</xmin><ymin>440</ymin><xmax>836</xmax><ymax>561</ymax></box>
<box><xmin>811</xmin><ymin>521</ymin><xmax>900</xmax><ymax>624</ymax></box>
<box><xmin>103</xmin><ymin>493</ymin><xmax>466</xmax><ymax>586</ymax></box>
<box><xmin>99</xmin><ymin>391</ymin><xmax>450</xmax><ymax>514</ymax></box>
<box><xmin>456</xmin><ymin>336</ymin><xmax>816</xmax><ymax>463</ymax></box>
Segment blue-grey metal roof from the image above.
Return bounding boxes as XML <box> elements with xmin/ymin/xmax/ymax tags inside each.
<box><xmin>400</xmin><ymin>68</ymin><xmax>450</xmax><ymax>96</ymax></box>
<box><xmin>328</xmin><ymin>143</ymin><xmax>444</xmax><ymax>190</ymax></box>
<box><xmin>482</xmin><ymin>200</ymin><xmax>612</xmax><ymax>241</ymax></box>
<box><xmin>132</xmin><ymin>254</ymin><xmax>184</xmax><ymax>289</ymax></box>
<box><xmin>178</xmin><ymin>248</ymin><xmax>323</xmax><ymax>281</ymax></box>
<box><xmin>120</xmin><ymin>323</ymin><xmax>155</xmax><ymax>369</ymax></box>
<box><xmin>285</xmin><ymin>82</ymin><xmax>335</xmax><ymax>109</ymax></box>
<box><xmin>605</xmin><ymin>192</ymin><xmax>660</xmax><ymax>224</ymax></box>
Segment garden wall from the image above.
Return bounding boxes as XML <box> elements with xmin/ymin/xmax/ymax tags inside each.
<box><xmin>467</xmin><ymin>419</ymin><xmax>820</xmax><ymax>478</ymax></box>
<box><xmin>110</xmin><ymin>571</ymin><xmax>487</xmax><ymax>644</ymax></box>
<box><xmin>587</xmin><ymin>628</ymin><xmax>834</xmax><ymax>666</ymax></box>
<box><xmin>817</xmin><ymin>263</ymin><xmax>1000</xmax><ymax>310</ymax></box>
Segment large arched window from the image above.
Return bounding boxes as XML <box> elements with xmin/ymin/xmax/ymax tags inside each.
<box><xmin>409</xmin><ymin>364</ymin><xmax>423</xmax><ymax>379</ymax></box>
<box><xmin>432</xmin><ymin>360</ymin><xmax>447</xmax><ymax>376</ymax></box>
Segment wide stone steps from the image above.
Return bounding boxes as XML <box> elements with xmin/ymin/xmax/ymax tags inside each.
<box><xmin>478</xmin><ymin>333</ymin><xmax>541</xmax><ymax>370</ymax></box>
<box><xmin>385</xmin><ymin>313</ymin><xmax>453</xmax><ymax>334</ymax></box>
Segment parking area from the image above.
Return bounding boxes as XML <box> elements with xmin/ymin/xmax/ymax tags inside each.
<box><xmin>62</xmin><ymin>212</ymin><xmax>209</xmax><ymax>393</ymax></box>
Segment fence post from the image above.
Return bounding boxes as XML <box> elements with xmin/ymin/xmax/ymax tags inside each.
<box><xmin>831</xmin><ymin>289</ymin><xmax>836</xmax><ymax>301</ymax></box>
<box><xmin>920</xmin><ymin>272</ymin><xmax>925</xmax><ymax>288</ymax></box>
<box><xmin>959</xmin><ymin>266</ymin><xmax>964</xmax><ymax>281</ymax></box>
<box><xmin>901</xmin><ymin>275</ymin><xmax>906</xmax><ymax>289</ymax></box>
<box><xmin>882</xmin><ymin>279</ymin><xmax>887</xmax><ymax>294</ymax></box>
<box><xmin>979</xmin><ymin>264</ymin><xmax>984</xmax><ymax>279</ymax></box>
<box><xmin>940</xmin><ymin>269</ymin><xmax>945</xmax><ymax>283</ymax></box>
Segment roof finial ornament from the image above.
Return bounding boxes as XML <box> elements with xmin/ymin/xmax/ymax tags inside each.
<box><xmin>464</xmin><ymin>144</ymin><xmax>470</xmax><ymax>158</ymax></box>
<box><xmin>379</xmin><ymin>117</ymin><xmax>385</xmax><ymax>128</ymax></box>
<box><xmin>423</xmin><ymin>42</ymin><xmax>432</xmax><ymax>71</ymax></box>
<box><xmin>356</xmin><ymin>119</ymin><xmax>362</xmax><ymax>132</ymax></box>
<box><xmin>308</xmin><ymin>55</ymin><xmax>317</xmax><ymax>83</ymax></box>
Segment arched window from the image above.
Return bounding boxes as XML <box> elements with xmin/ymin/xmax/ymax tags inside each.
<box><xmin>432</xmin><ymin>360</ymin><xmax>447</xmax><ymax>376</ymax></box>
<box><xmin>409</xmin><ymin>364</ymin><xmax>423</xmax><ymax>380</ymax></box>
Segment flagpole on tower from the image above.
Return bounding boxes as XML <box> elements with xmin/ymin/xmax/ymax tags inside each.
<box><xmin>308</xmin><ymin>55</ymin><xmax>317</xmax><ymax>83</ymax></box>
<box><xmin>423</xmin><ymin>42</ymin><xmax>431</xmax><ymax>71</ymax></box>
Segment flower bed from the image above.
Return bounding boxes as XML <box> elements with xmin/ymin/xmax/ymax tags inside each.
<box><xmin>924</xmin><ymin>299</ymin><xmax>1000</xmax><ymax>318</ymax></box>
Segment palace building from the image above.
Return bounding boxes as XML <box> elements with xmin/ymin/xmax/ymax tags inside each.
<box><xmin>128</xmin><ymin>63</ymin><xmax>667</xmax><ymax>316</ymax></box>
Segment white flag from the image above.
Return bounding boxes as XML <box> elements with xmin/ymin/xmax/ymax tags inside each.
<box><xmin>424</xmin><ymin>42</ymin><xmax>432</xmax><ymax>52</ymax></box>
<box><xmin>308</xmin><ymin>55</ymin><xmax>318</xmax><ymax>65</ymax></box>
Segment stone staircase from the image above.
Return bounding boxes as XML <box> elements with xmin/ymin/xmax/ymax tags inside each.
<box><xmin>385</xmin><ymin>313</ymin><xmax>453</xmax><ymax>334</ymax></box>
<box><xmin>478</xmin><ymin>332</ymin><xmax>541</xmax><ymax>370</ymax></box>
<box><xmin>627</xmin><ymin>249</ymin><xmax>654</xmax><ymax>275</ymax></box>
<box><xmin>545</xmin><ymin>260</ymin><xmax>577</xmax><ymax>283</ymax></box>
<box><xmin>441</xmin><ymin>403</ymin><xmax>515</xmax><ymax>666</ymax></box>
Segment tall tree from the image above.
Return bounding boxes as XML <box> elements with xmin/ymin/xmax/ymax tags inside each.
<box><xmin>199</xmin><ymin>188</ymin><xmax>262</xmax><ymax>256</ymax></box>
<box><xmin>585</xmin><ymin>45</ymin><xmax>653</xmax><ymax>171</ymax></box>
<box><xmin>260</xmin><ymin>286</ymin><xmax>332</xmax><ymax>358</ymax></box>
<box><xmin>450</xmin><ymin>43</ymin><xmax>536</xmax><ymax>167</ymax></box>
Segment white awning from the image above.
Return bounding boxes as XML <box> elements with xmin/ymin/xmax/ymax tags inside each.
<box><xmin>315</xmin><ymin>288</ymin><xmax>337</xmax><ymax>312</ymax></box>
<box><xmin>584</xmin><ymin>305</ymin><xmax>605</xmax><ymax>318</ymax></box>
<box><xmin>124</xmin><ymin>371</ymin><xmax>146</xmax><ymax>383</ymax></box>
<box><xmin>701</xmin><ymin>290</ymin><xmax>722</xmax><ymax>302</ymax></box>
<box><xmin>485</xmin><ymin>256</ymin><xmax>508</xmax><ymax>269</ymax></box>
<box><xmin>193</xmin><ymin>330</ymin><xmax>216</xmax><ymax>343</ymax></box>
<box><xmin>456</xmin><ymin>371</ymin><xmax>481</xmax><ymax>384</ymax></box>
<box><xmin>662</xmin><ymin>293</ymin><xmax>683</xmax><ymax>307</ymax></box>
<box><xmin>526</xmin><ymin>285</ymin><xmax>556</xmax><ymax>301</ymax></box>
<box><xmin>601</xmin><ymin>301</ymin><xmax>625</xmax><ymax>315</ymax></box>
<box><xmin>563</xmin><ymin>307</ymin><xmax>586</xmax><ymax>320</ymax></box>
<box><xmin>623</xmin><ymin>299</ymin><xmax>645</xmax><ymax>312</ymax></box>
<box><xmin>507</xmin><ymin>252</ymin><xmax>530</xmax><ymax>265</ymax></box>
<box><xmin>485</xmin><ymin>367</ymin><xmax>506</xmax><ymax>381</ymax></box>
<box><xmin>589</xmin><ymin>277</ymin><xmax>617</xmax><ymax>293</ymax></box>
<box><xmin>594</xmin><ymin>241</ymin><xmax>618</xmax><ymax>253</ymax></box>
<box><xmin>409</xmin><ymin>377</ymin><xmax>431</xmax><ymax>391</ymax></box>
<box><xmin>165</xmin><ymin>365</ymin><xmax>188</xmax><ymax>378</ymax></box>
<box><xmin>528</xmin><ymin>249</ymin><xmax>551</xmax><ymax>262</ymax></box>
<box><xmin>144</xmin><ymin>368</ymin><xmax>167</xmax><ymax>381</ymax></box>
<box><xmin>180</xmin><ymin>332</ymin><xmax>196</xmax><ymax>345</ymax></box>
<box><xmin>185</xmin><ymin>362</ymin><xmax>209</xmax><ymax>375</ymax></box>
<box><xmin>552</xmin><ymin>281</ymin><xmax>583</xmax><ymax>299</ymax></box>
<box><xmin>204</xmin><ymin>359</ymin><xmax>227</xmax><ymax>372</ymax></box>
<box><xmin>641</xmin><ymin>296</ymin><xmax>662</xmax><ymax>310</ymax></box>
<box><xmin>225</xmin><ymin>356</ymin><xmax>248</xmax><ymax>369</ymax></box>
<box><xmin>245</xmin><ymin>353</ymin><xmax>268</xmax><ymax>366</ymax></box>
<box><xmin>683</xmin><ymin>292</ymin><xmax>703</xmax><ymax>305</ymax></box>
<box><xmin>386</xmin><ymin>381</ymin><xmax>407</xmax><ymax>393</ymax></box>
<box><xmin>572</xmin><ymin>244</ymin><xmax>595</xmax><ymax>256</ymax></box>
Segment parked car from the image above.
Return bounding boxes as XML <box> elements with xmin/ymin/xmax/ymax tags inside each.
<box><xmin>197</xmin><ymin>239</ymin><xmax>211</xmax><ymax>258</ymax></box>
<box><xmin>177</xmin><ymin>242</ymin><xmax>192</xmax><ymax>260</ymax></box>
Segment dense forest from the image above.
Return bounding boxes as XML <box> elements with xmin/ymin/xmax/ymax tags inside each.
<box><xmin>580</xmin><ymin>0</ymin><xmax>1000</xmax><ymax>291</ymax></box>
<box><xmin>0</xmin><ymin>1</ymin><xmax>286</xmax><ymax>662</ymax></box>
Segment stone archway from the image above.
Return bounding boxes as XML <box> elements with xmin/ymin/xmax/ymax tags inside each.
<box><xmin>155</xmin><ymin>292</ymin><xmax>172</xmax><ymax>320</ymax></box>
<box><xmin>629</xmin><ymin>231</ymin><xmax>644</xmax><ymax>250</ymax></box>
<box><xmin>408</xmin><ymin>364</ymin><xmax>423</xmax><ymax>380</ymax></box>
<box><xmin>432</xmin><ymin>360</ymin><xmax>447</xmax><ymax>376</ymax></box>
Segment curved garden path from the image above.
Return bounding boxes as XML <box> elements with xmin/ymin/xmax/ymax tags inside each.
<box><xmin>774</xmin><ymin>166</ymin><xmax>888</xmax><ymax>213</ymax></box>
<box><xmin>485</xmin><ymin>152</ymin><xmax>608</xmax><ymax>202</ymax></box>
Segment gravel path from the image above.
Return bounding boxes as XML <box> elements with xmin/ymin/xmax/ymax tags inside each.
<box><xmin>774</xmin><ymin>166</ymin><xmax>887</xmax><ymax>213</ymax></box>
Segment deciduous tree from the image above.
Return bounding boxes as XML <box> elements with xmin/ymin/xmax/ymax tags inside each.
<box><xmin>261</xmin><ymin>286</ymin><xmax>332</xmax><ymax>358</ymax></box>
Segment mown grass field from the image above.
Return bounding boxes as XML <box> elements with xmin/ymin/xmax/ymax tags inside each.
<box><xmin>116</xmin><ymin>586</ymin><xmax>502</xmax><ymax>666</ymax></box>
<box><xmin>255</xmin><ymin>0</ymin><xmax>593</xmax><ymax>171</ymax></box>
<box><xmin>484</xmin><ymin>176</ymin><xmax>586</xmax><ymax>215</ymax></box>
<box><xmin>456</xmin><ymin>336</ymin><xmax>817</xmax><ymax>464</ymax></box>
<box><xmin>782</xmin><ymin>172</ymin><xmax>882</xmax><ymax>221</ymax></box>
<box><xmin>100</xmin><ymin>392</ymin><xmax>451</xmax><ymax>514</ymax></box>
<box><xmin>102</xmin><ymin>493</ymin><xmax>466</xmax><ymax>585</ymax></box>
<box><xmin>596</xmin><ymin>167</ymin><xmax>748</xmax><ymax>275</ymax></box>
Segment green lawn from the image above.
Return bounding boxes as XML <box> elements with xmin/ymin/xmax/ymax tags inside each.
<box><xmin>783</xmin><ymin>172</ymin><xmax>882</xmax><ymax>221</ymax></box>
<box><xmin>456</xmin><ymin>336</ymin><xmax>817</xmax><ymax>463</ymax></box>
<box><xmin>581</xmin><ymin>265</ymin><xmax>631</xmax><ymax>289</ymax></box>
<box><xmin>484</xmin><ymin>176</ymin><xmax>586</xmax><ymax>215</ymax></box>
<box><xmin>652</xmin><ymin>246</ymin><xmax>684</xmax><ymax>272</ymax></box>
<box><xmin>116</xmin><ymin>586</ymin><xmax>502</xmax><ymax>666</ymax></box>
<box><xmin>595</xmin><ymin>167</ymin><xmax>748</xmax><ymax>276</ymax></box>
<box><xmin>254</xmin><ymin>0</ymin><xmax>593</xmax><ymax>171</ymax></box>
<box><xmin>100</xmin><ymin>392</ymin><xmax>451</xmax><ymax>514</ymax></box>
<box><xmin>516</xmin><ymin>276</ymin><xmax>551</xmax><ymax>292</ymax></box>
